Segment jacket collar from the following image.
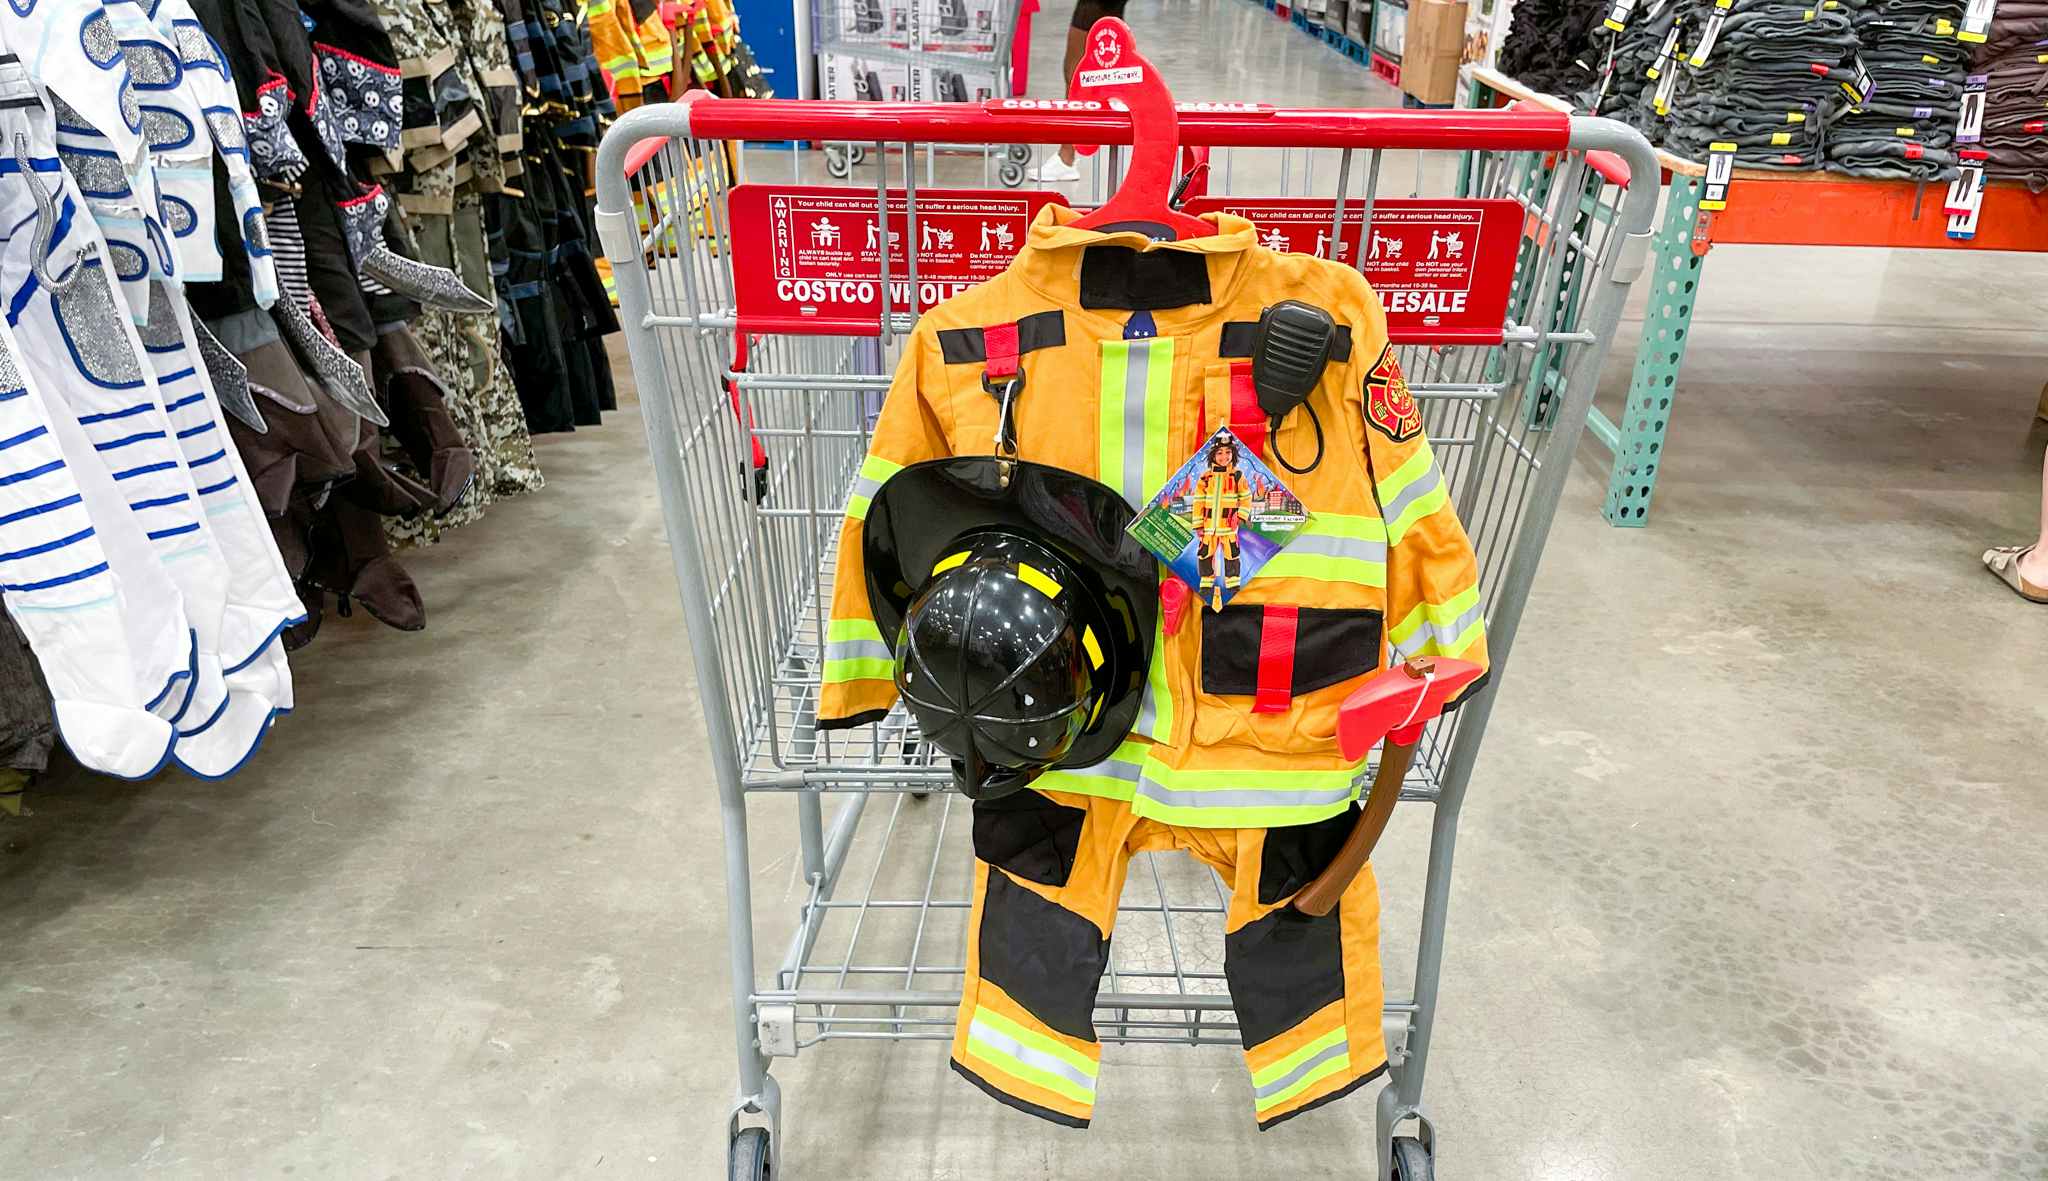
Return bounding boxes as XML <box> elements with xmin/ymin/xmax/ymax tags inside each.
<box><xmin>1009</xmin><ymin>204</ymin><xmax>1258</xmax><ymax>332</ymax></box>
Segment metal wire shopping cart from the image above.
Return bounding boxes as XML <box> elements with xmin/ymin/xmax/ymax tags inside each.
<box><xmin>594</xmin><ymin>94</ymin><xmax>1658</xmax><ymax>1180</ymax></box>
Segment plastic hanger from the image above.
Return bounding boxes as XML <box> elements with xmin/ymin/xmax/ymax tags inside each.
<box><xmin>1064</xmin><ymin>19</ymin><xmax>1213</xmax><ymax>241</ymax></box>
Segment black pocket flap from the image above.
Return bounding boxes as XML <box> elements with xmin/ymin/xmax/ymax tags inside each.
<box><xmin>1201</xmin><ymin>604</ymin><xmax>1383</xmax><ymax>697</ymax></box>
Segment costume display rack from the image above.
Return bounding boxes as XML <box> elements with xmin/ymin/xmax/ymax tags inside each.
<box><xmin>593</xmin><ymin>60</ymin><xmax>1659</xmax><ymax>1178</ymax></box>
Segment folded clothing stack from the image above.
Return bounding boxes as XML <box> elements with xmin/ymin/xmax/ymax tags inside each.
<box><xmin>1662</xmin><ymin>0</ymin><xmax>1860</xmax><ymax>169</ymax></box>
<box><xmin>1973</xmin><ymin>3</ymin><xmax>2048</xmax><ymax>188</ymax></box>
<box><xmin>1826</xmin><ymin>0</ymin><xmax>1969</xmax><ymax>178</ymax></box>
<box><xmin>1499</xmin><ymin>0</ymin><xmax>1613</xmax><ymax>97</ymax></box>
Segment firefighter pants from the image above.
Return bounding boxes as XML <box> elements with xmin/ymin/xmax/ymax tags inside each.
<box><xmin>953</xmin><ymin>789</ymin><xmax>1387</xmax><ymax>1130</ymax></box>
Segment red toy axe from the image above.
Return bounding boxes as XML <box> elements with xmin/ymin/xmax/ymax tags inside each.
<box><xmin>1291</xmin><ymin>655</ymin><xmax>1486</xmax><ymax>917</ymax></box>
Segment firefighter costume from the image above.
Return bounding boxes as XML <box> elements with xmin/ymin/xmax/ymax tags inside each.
<box><xmin>1185</xmin><ymin>439</ymin><xmax>1251</xmax><ymax>609</ymax></box>
<box><xmin>819</xmin><ymin>206</ymin><xmax>1491</xmax><ymax>1129</ymax></box>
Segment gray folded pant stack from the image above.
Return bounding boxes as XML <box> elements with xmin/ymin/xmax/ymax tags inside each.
<box><xmin>1661</xmin><ymin>0</ymin><xmax>1860</xmax><ymax>169</ymax></box>
<box><xmin>1585</xmin><ymin>0</ymin><xmax>1687</xmax><ymax>136</ymax></box>
<box><xmin>1973</xmin><ymin>3</ymin><xmax>2048</xmax><ymax>188</ymax></box>
<box><xmin>1825</xmin><ymin>0</ymin><xmax>1969</xmax><ymax>178</ymax></box>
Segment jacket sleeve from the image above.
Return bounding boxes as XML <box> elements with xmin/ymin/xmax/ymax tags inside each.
<box><xmin>1353</xmin><ymin>320</ymin><xmax>1491</xmax><ymax>708</ymax></box>
<box><xmin>816</xmin><ymin>332</ymin><xmax>951</xmax><ymax>730</ymax></box>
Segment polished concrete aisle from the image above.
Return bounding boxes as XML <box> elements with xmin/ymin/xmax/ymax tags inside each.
<box><xmin>5</xmin><ymin>1</ymin><xmax>2048</xmax><ymax>1177</ymax></box>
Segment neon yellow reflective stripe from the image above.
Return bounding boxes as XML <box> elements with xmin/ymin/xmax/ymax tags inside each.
<box><xmin>1260</xmin><ymin>512</ymin><xmax>1388</xmax><ymax>586</ymax></box>
<box><xmin>1130</xmin><ymin>755</ymin><xmax>1363</xmax><ymax>826</ymax></box>
<box><xmin>821</xmin><ymin>657</ymin><xmax>894</xmax><ymax>684</ymax></box>
<box><xmin>1017</xmin><ymin>564</ymin><xmax>1062</xmax><ymax>600</ymax></box>
<box><xmin>1388</xmin><ymin>584</ymin><xmax>1484</xmax><ymax>660</ymax></box>
<box><xmin>1033</xmin><ymin>740</ymin><xmax>1144</xmax><ymax>799</ymax></box>
<box><xmin>974</xmin><ymin>1008</ymin><xmax>1099</xmax><ymax>1079</ymax></box>
<box><xmin>932</xmin><ymin>550</ymin><xmax>970</xmax><ymax>574</ymax></box>
<box><xmin>1097</xmin><ymin>338</ymin><xmax>1174</xmax><ymax>509</ymax></box>
<box><xmin>827</xmin><ymin>618</ymin><xmax>885</xmax><ymax>643</ymax></box>
<box><xmin>1251</xmin><ymin>1027</ymin><xmax>1348</xmax><ymax>1089</ymax></box>
<box><xmin>967</xmin><ymin>1009</ymin><xmax>1097</xmax><ymax>1105</ymax></box>
<box><xmin>845</xmin><ymin>454</ymin><xmax>904</xmax><ymax>522</ymax></box>
<box><xmin>1375</xmin><ymin>446</ymin><xmax>1450</xmax><ymax>544</ymax></box>
<box><xmin>1254</xmin><ymin>1038</ymin><xmax>1351</xmax><ymax>1112</ymax></box>
<box><xmin>1132</xmin><ymin>616</ymin><xmax>1173</xmax><ymax>741</ymax></box>
<box><xmin>1080</xmin><ymin>627</ymin><xmax>1104</xmax><ymax>668</ymax></box>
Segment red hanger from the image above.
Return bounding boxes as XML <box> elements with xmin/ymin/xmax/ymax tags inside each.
<box><xmin>1064</xmin><ymin>19</ymin><xmax>1212</xmax><ymax>241</ymax></box>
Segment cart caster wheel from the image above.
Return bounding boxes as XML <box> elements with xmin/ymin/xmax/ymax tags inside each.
<box><xmin>1006</xmin><ymin>143</ymin><xmax>1032</xmax><ymax>164</ymax></box>
<box><xmin>730</xmin><ymin>1126</ymin><xmax>772</xmax><ymax>1181</ymax></box>
<box><xmin>1389</xmin><ymin>1136</ymin><xmax>1433</xmax><ymax>1181</ymax></box>
<box><xmin>999</xmin><ymin>161</ymin><xmax>1026</xmax><ymax>187</ymax></box>
<box><xmin>849</xmin><ymin>145</ymin><xmax>869</xmax><ymax>166</ymax></box>
<box><xmin>824</xmin><ymin>147</ymin><xmax>851</xmax><ymax>180</ymax></box>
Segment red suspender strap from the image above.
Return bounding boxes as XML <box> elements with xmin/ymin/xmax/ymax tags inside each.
<box><xmin>983</xmin><ymin>321</ymin><xmax>1021</xmax><ymax>380</ymax></box>
<box><xmin>1228</xmin><ymin>360</ymin><xmax>1267</xmax><ymax>459</ymax></box>
<box><xmin>1253</xmin><ymin>605</ymin><xmax>1298</xmax><ymax>714</ymax></box>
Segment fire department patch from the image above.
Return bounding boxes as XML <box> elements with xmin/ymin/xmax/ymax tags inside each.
<box><xmin>1364</xmin><ymin>345</ymin><xmax>1422</xmax><ymax>444</ymax></box>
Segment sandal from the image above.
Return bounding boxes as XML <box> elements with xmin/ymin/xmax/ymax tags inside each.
<box><xmin>1982</xmin><ymin>544</ymin><xmax>2048</xmax><ymax>604</ymax></box>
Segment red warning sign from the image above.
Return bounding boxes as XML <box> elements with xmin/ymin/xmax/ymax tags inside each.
<box><xmin>729</xmin><ymin>184</ymin><xmax>1066</xmax><ymax>334</ymax></box>
<box><xmin>1181</xmin><ymin>197</ymin><xmax>1523</xmax><ymax>343</ymax></box>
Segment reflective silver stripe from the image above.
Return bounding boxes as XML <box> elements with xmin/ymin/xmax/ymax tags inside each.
<box><xmin>1133</xmin><ymin>777</ymin><xmax>1358</xmax><ymax>811</ymax></box>
<box><xmin>1133</xmin><ymin>689</ymin><xmax>1158</xmax><ymax>736</ymax></box>
<box><xmin>848</xmin><ymin>473</ymin><xmax>885</xmax><ymax>504</ymax></box>
<box><xmin>1402</xmin><ymin>598</ymin><xmax>1485</xmax><ymax>656</ymax></box>
<box><xmin>1285</xmin><ymin>533</ymin><xmax>1388</xmax><ymax>564</ymax></box>
<box><xmin>1119</xmin><ymin>341</ymin><xmax>1150</xmax><ymax>506</ymax></box>
<box><xmin>1379</xmin><ymin>460</ymin><xmax>1445</xmax><ymax>529</ymax></box>
<box><xmin>1073</xmin><ymin>753</ymin><xmax>1142</xmax><ymax>783</ymax></box>
<box><xmin>823</xmin><ymin>638</ymin><xmax>893</xmax><ymax>663</ymax></box>
<box><xmin>1252</xmin><ymin>1040</ymin><xmax>1350</xmax><ymax>1100</ymax></box>
<box><xmin>968</xmin><ymin>1019</ymin><xmax>1098</xmax><ymax>1093</ymax></box>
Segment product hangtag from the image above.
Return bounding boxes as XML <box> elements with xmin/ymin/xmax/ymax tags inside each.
<box><xmin>1839</xmin><ymin>56</ymin><xmax>1875</xmax><ymax>104</ymax></box>
<box><xmin>1959</xmin><ymin>0</ymin><xmax>1994</xmax><ymax>42</ymax></box>
<box><xmin>1603</xmin><ymin>0</ymin><xmax>1635</xmax><ymax>32</ymax></box>
<box><xmin>1648</xmin><ymin>18</ymin><xmax>1683</xmax><ymax>79</ymax></box>
<box><xmin>1957</xmin><ymin>75</ymin><xmax>1988</xmax><ymax>143</ymax></box>
<box><xmin>1700</xmin><ymin>142</ymin><xmax>1737</xmax><ymax>211</ymax></box>
<box><xmin>1127</xmin><ymin>427</ymin><xmax>1312</xmax><ymax>611</ymax></box>
<box><xmin>1652</xmin><ymin>50</ymin><xmax>1681</xmax><ymax>112</ymax></box>
<box><xmin>1687</xmin><ymin>7</ymin><xmax>1728</xmax><ymax>66</ymax></box>
<box><xmin>1944</xmin><ymin>154</ymin><xmax>1986</xmax><ymax>238</ymax></box>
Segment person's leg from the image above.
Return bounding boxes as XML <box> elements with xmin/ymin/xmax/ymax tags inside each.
<box><xmin>1056</xmin><ymin>23</ymin><xmax>1086</xmax><ymax>165</ymax></box>
<box><xmin>2022</xmin><ymin>445</ymin><xmax>2048</xmax><ymax>585</ymax></box>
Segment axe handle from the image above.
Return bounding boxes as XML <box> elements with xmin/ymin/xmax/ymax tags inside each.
<box><xmin>1290</xmin><ymin>739</ymin><xmax>1418</xmax><ymax>918</ymax></box>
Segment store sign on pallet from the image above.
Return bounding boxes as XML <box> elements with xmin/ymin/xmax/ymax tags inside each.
<box><xmin>1182</xmin><ymin>197</ymin><xmax>1522</xmax><ymax>342</ymax></box>
<box><xmin>728</xmin><ymin>184</ymin><xmax>1065</xmax><ymax>333</ymax></box>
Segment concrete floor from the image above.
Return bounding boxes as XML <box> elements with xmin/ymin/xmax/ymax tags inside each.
<box><xmin>6</xmin><ymin>1</ymin><xmax>2048</xmax><ymax>1177</ymax></box>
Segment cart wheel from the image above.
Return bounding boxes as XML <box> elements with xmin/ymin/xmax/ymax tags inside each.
<box><xmin>730</xmin><ymin>1127</ymin><xmax>772</xmax><ymax>1181</ymax></box>
<box><xmin>998</xmin><ymin>161</ymin><xmax>1026</xmax><ymax>188</ymax></box>
<box><xmin>824</xmin><ymin>146</ymin><xmax>851</xmax><ymax>180</ymax></box>
<box><xmin>1006</xmin><ymin>143</ymin><xmax>1032</xmax><ymax>164</ymax></box>
<box><xmin>849</xmin><ymin>145</ymin><xmax>869</xmax><ymax>166</ymax></box>
<box><xmin>1389</xmin><ymin>1136</ymin><xmax>1433</xmax><ymax>1181</ymax></box>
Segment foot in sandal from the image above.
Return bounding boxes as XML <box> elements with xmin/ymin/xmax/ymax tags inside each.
<box><xmin>1983</xmin><ymin>545</ymin><xmax>2048</xmax><ymax>603</ymax></box>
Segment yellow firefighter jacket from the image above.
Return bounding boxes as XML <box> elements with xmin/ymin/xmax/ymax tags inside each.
<box><xmin>819</xmin><ymin>207</ymin><xmax>1489</xmax><ymax>829</ymax></box>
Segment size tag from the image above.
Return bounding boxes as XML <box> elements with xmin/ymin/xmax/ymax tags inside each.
<box><xmin>1935</xmin><ymin>16</ymin><xmax>1954</xmax><ymax>34</ymax></box>
<box><xmin>1699</xmin><ymin>142</ymin><xmax>1736</xmax><ymax>211</ymax></box>
<box><xmin>1949</xmin><ymin>73</ymin><xmax>1982</xmax><ymax>141</ymax></box>
<box><xmin>1944</xmin><ymin>157</ymin><xmax>1986</xmax><ymax>239</ymax></box>
<box><xmin>1787</xmin><ymin>110</ymin><xmax>1808</xmax><ymax>123</ymax></box>
<box><xmin>1920</xmin><ymin>53</ymin><xmax>1939</xmax><ymax>64</ymax></box>
<box><xmin>1687</xmin><ymin>7</ymin><xmax>1728</xmax><ymax>65</ymax></box>
<box><xmin>1646</xmin><ymin>18</ymin><xmax>1679</xmax><ymax>78</ymax></box>
<box><xmin>1839</xmin><ymin>56</ymin><xmax>1875</xmax><ymax>104</ymax></box>
<box><xmin>1802</xmin><ymin>7</ymin><xmax>1814</xmax><ymax>18</ymax></box>
<box><xmin>1648</xmin><ymin>19</ymin><xmax>1683</xmax><ymax>79</ymax></box>
<box><xmin>1770</xmin><ymin>131</ymin><xmax>1792</xmax><ymax>145</ymax></box>
<box><xmin>1652</xmin><ymin>52</ymin><xmax>1681</xmax><ymax>113</ymax></box>
<box><xmin>1603</xmin><ymin>0</ymin><xmax>1636</xmax><ymax>32</ymax></box>
<box><xmin>1958</xmin><ymin>0</ymin><xmax>1994</xmax><ymax>42</ymax></box>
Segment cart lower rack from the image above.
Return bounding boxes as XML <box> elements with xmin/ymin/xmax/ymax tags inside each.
<box><xmin>595</xmin><ymin>94</ymin><xmax>1657</xmax><ymax>1180</ymax></box>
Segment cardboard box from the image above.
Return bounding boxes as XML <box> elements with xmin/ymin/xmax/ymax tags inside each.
<box><xmin>821</xmin><ymin>52</ymin><xmax>913</xmax><ymax>101</ymax></box>
<box><xmin>1347</xmin><ymin>0</ymin><xmax>1369</xmax><ymax>44</ymax></box>
<box><xmin>1399</xmin><ymin>0</ymin><xmax>1467</xmax><ymax>105</ymax></box>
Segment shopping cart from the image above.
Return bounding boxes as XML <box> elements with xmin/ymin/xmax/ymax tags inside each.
<box><xmin>594</xmin><ymin>95</ymin><xmax>1658</xmax><ymax>1180</ymax></box>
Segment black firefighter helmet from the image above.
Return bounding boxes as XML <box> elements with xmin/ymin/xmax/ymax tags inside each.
<box><xmin>863</xmin><ymin>458</ymin><xmax>1157</xmax><ymax>800</ymax></box>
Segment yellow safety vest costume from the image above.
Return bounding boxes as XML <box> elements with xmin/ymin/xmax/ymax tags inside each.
<box><xmin>818</xmin><ymin>206</ymin><xmax>1491</xmax><ymax>1129</ymax></box>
